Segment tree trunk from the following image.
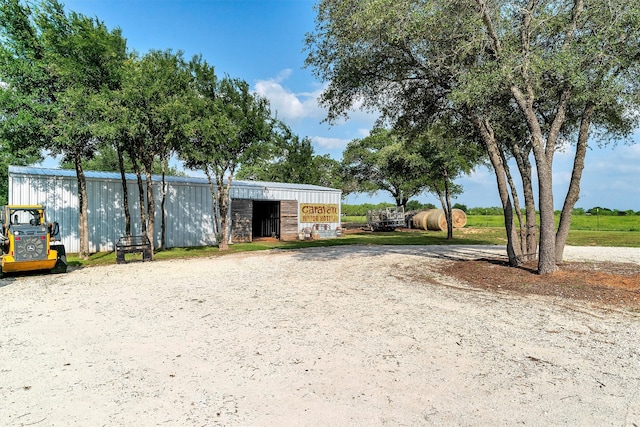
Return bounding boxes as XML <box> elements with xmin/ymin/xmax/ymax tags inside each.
<box><xmin>218</xmin><ymin>184</ymin><xmax>229</xmax><ymax>251</ymax></box>
<box><xmin>394</xmin><ymin>197</ymin><xmax>408</xmax><ymax>209</ymax></box>
<box><xmin>204</xmin><ymin>169</ymin><xmax>220</xmax><ymax>239</ymax></box>
<box><xmin>160</xmin><ymin>157</ymin><xmax>167</xmax><ymax>250</ymax></box>
<box><xmin>509</xmin><ymin>86</ymin><xmax>570</xmax><ymax>274</ymax></box>
<box><xmin>534</xmin><ymin>153</ymin><xmax>557</xmax><ymax>274</ymax></box>
<box><xmin>556</xmin><ymin>103</ymin><xmax>594</xmax><ymax>261</ymax></box>
<box><xmin>130</xmin><ymin>151</ymin><xmax>147</xmax><ymax>236</ymax></box>
<box><xmin>436</xmin><ymin>192</ymin><xmax>454</xmax><ymax>240</ymax></box>
<box><xmin>500</xmin><ymin>148</ymin><xmax>526</xmax><ymax>255</ymax></box>
<box><xmin>117</xmin><ymin>145</ymin><xmax>131</xmax><ymax>236</ymax></box>
<box><xmin>536</xmin><ymin>90</ymin><xmax>570</xmax><ymax>274</ymax></box>
<box><xmin>217</xmin><ymin>175</ymin><xmax>231</xmax><ymax>251</ymax></box>
<box><xmin>486</xmin><ymin>143</ymin><xmax>522</xmax><ymax>267</ymax></box>
<box><xmin>512</xmin><ymin>146</ymin><xmax>538</xmax><ymax>262</ymax></box>
<box><xmin>74</xmin><ymin>155</ymin><xmax>90</xmax><ymax>260</ymax></box>
<box><xmin>471</xmin><ymin>115</ymin><xmax>523</xmax><ymax>266</ymax></box>
<box><xmin>143</xmin><ymin>160</ymin><xmax>156</xmax><ymax>258</ymax></box>
<box><xmin>392</xmin><ymin>189</ymin><xmax>408</xmax><ymax>210</ymax></box>
<box><xmin>442</xmin><ymin>169</ymin><xmax>453</xmax><ymax>240</ymax></box>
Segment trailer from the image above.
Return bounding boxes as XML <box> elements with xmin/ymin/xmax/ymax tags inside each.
<box><xmin>366</xmin><ymin>206</ymin><xmax>405</xmax><ymax>231</ymax></box>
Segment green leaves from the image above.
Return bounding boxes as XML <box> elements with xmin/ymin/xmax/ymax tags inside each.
<box><xmin>0</xmin><ymin>0</ymin><xmax>127</xmax><ymax>161</ymax></box>
<box><xmin>341</xmin><ymin>127</ymin><xmax>431</xmax><ymax>205</ymax></box>
<box><xmin>181</xmin><ymin>56</ymin><xmax>275</xmax><ymax>178</ymax></box>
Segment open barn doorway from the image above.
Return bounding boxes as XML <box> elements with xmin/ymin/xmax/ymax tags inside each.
<box><xmin>252</xmin><ymin>201</ymin><xmax>280</xmax><ymax>239</ymax></box>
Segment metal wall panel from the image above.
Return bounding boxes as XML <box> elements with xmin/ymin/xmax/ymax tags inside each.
<box><xmin>9</xmin><ymin>169</ymin><xmax>218</xmax><ymax>252</ymax></box>
<box><xmin>8</xmin><ymin>167</ymin><xmax>342</xmax><ymax>253</ymax></box>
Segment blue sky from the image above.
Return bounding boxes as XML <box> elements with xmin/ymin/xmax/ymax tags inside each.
<box><xmin>55</xmin><ymin>0</ymin><xmax>640</xmax><ymax>211</ymax></box>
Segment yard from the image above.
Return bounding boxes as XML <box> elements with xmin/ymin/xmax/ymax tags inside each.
<box><xmin>1</xmin><ymin>244</ymin><xmax>639</xmax><ymax>425</ymax></box>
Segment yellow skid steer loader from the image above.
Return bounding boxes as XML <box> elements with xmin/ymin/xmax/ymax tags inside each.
<box><xmin>0</xmin><ymin>205</ymin><xmax>67</xmax><ymax>277</ymax></box>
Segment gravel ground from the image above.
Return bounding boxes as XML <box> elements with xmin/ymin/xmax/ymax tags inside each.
<box><xmin>1</xmin><ymin>245</ymin><xmax>639</xmax><ymax>426</ymax></box>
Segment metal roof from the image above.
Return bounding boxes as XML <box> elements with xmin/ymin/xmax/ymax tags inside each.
<box><xmin>8</xmin><ymin>165</ymin><xmax>340</xmax><ymax>192</ymax></box>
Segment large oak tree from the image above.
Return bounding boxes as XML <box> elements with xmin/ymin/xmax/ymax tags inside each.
<box><xmin>182</xmin><ymin>57</ymin><xmax>275</xmax><ymax>251</ymax></box>
<box><xmin>341</xmin><ymin>128</ymin><xmax>430</xmax><ymax>209</ymax></box>
<box><xmin>305</xmin><ymin>0</ymin><xmax>640</xmax><ymax>273</ymax></box>
<box><xmin>0</xmin><ymin>0</ymin><xmax>127</xmax><ymax>259</ymax></box>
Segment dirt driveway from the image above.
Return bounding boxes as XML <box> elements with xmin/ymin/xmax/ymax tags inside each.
<box><xmin>1</xmin><ymin>245</ymin><xmax>639</xmax><ymax>426</ymax></box>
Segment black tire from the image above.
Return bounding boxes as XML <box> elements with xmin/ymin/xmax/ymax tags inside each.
<box><xmin>51</xmin><ymin>244</ymin><xmax>67</xmax><ymax>274</ymax></box>
<box><xmin>51</xmin><ymin>244</ymin><xmax>65</xmax><ymax>258</ymax></box>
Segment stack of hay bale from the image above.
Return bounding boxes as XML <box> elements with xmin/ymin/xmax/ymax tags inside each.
<box><xmin>411</xmin><ymin>209</ymin><xmax>467</xmax><ymax>231</ymax></box>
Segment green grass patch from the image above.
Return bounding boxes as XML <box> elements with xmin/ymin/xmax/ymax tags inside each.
<box><xmin>66</xmin><ymin>221</ymin><xmax>639</xmax><ymax>269</ymax></box>
<box><xmin>565</xmin><ymin>230</ymin><xmax>640</xmax><ymax>247</ymax></box>
<box><xmin>567</xmin><ymin>215</ymin><xmax>640</xmax><ymax>231</ymax></box>
<box><xmin>465</xmin><ymin>215</ymin><xmax>507</xmax><ymax>228</ymax></box>
<box><xmin>341</xmin><ymin>215</ymin><xmax>366</xmax><ymax>223</ymax></box>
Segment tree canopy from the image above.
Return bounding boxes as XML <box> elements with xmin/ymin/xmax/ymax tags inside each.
<box><xmin>180</xmin><ymin>56</ymin><xmax>276</xmax><ymax>250</ymax></box>
<box><xmin>306</xmin><ymin>0</ymin><xmax>640</xmax><ymax>273</ymax></box>
<box><xmin>341</xmin><ymin>128</ymin><xmax>431</xmax><ymax>208</ymax></box>
<box><xmin>0</xmin><ymin>0</ymin><xmax>300</xmax><ymax>253</ymax></box>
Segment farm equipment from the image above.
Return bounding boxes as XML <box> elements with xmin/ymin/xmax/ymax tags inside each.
<box><xmin>0</xmin><ymin>205</ymin><xmax>67</xmax><ymax>277</ymax></box>
<box><xmin>366</xmin><ymin>206</ymin><xmax>405</xmax><ymax>231</ymax></box>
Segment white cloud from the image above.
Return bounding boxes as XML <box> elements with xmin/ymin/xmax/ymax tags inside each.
<box><xmin>619</xmin><ymin>143</ymin><xmax>640</xmax><ymax>163</ymax></box>
<box><xmin>311</xmin><ymin>136</ymin><xmax>351</xmax><ymax>150</ymax></box>
<box><xmin>586</xmin><ymin>143</ymin><xmax>640</xmax><ymax>176</ymax></box>
<box><xmin>553</xmin><ymin>170</ymin><xmax>572</xmax><ymax>186</ymax></box>
<box><xmin>253</xmin><ymin>69</ymin><xmax>380</xmax><ymax>128</ymax></box>
<box><xmin>252</xmin><ymin>69</ymin><xmax>390</xmax><ymax>161</ymax></box>
<box><xmin>463</xmin><ymin>166</ymin><xmax>496</xmax><ymax>186</ymax></box>
<box><xmin>253</xmin><ymin>69</ymin><xmax>325</xmax><ymax>122</ymax></box>
<box><xmin>356</xmin><ymin>128</ymin><xmax>371</xmax><ymax>138</ymax></box>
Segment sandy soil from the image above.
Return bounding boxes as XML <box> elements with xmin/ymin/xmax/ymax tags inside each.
<box><xmin>1</xmin><ymin>245</ymin><xmax>639</xmax><ymax>426</ymax></box>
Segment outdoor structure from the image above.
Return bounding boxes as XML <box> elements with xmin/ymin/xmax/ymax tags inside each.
<box><xmin>8</xmin><ymin>166</ymin><xmax>342</xmax><ymax>253</ymax></box>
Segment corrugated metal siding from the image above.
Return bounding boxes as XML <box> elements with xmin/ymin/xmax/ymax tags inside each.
<box><xmin>8</xmin><ymin>166</ymin><xmax>342</xmax><ymax>252</ymax></box>
<box><xmin>161</xmin><ymin>181</ymin><xmax>216</xmax><ymax>248</ymax></box>
<box><xmin>9</xmin><ymin>168</ymin><xmax>218</xmax><ymax>252</ymax></box>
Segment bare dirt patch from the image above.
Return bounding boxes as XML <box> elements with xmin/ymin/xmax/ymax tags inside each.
<box><xmin>437</xmin><ymin>259</ymin><xmax>640</xmax><ymax>309</ymax></box>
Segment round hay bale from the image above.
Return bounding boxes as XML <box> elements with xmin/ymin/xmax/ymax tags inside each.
<box><xmin>451</xmin><ymin>208</ymin><xmax>467</xmax><ymax>228</ymax></box>
<box><xmin>412</xmin><ymin>209</ymin><xmax>434</xmax><ymax>230</ymax></box>
<box><xmin>426</xmin><ymin>209</ymin><xmax>448</xmax><ymax>231</ymax></box>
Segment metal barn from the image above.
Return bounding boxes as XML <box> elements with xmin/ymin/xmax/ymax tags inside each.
<box><xmin>8</xmin><ymin>166</ymin><xmax>342</xmax><ymax>253</ymax></box>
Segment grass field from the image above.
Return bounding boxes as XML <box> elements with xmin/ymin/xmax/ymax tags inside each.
<box><xmin>345</xmin><ymin>214</ymin><xmax>640</xmax><ymax>231</ymax></box>
<box><xmin>68</xmin><ymin>216</ymin><xmax>639</xmax><ymax>268</ymax></box>
<box><xmin>466</xmin><ymin>214</ymin><xmax>640</xmax><ymax>231</ymax></box>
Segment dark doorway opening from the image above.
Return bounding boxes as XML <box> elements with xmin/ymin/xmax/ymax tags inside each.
<box><xmin>252</xmin><ymin>201</ymin><xmax>280</xmax><ymax>239</ymax></box>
